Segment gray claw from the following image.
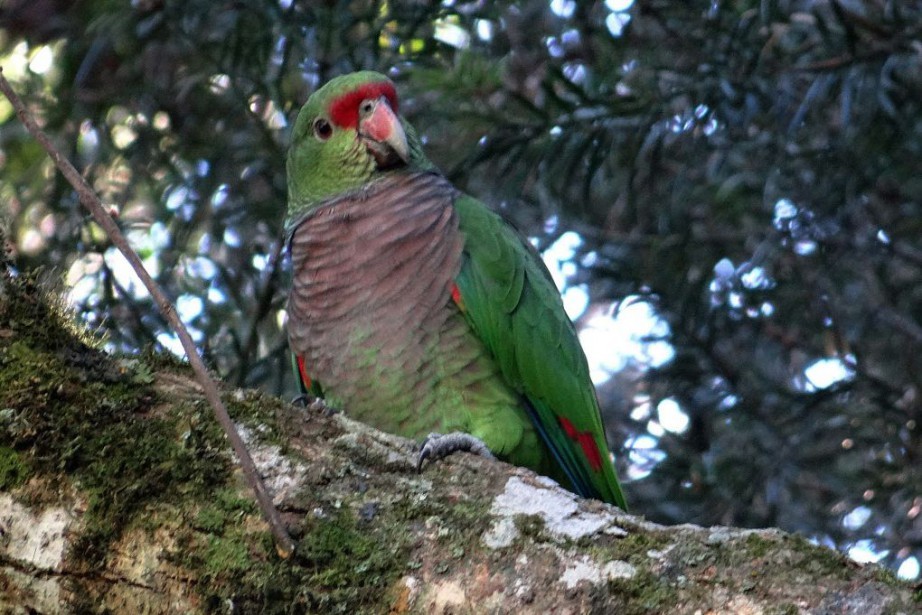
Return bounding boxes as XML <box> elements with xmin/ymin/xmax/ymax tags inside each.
<box><xmin>417</xmin><ymin>431</ymin><xmax>495</xmax><ymax>472</ymax></box>
<box><xmin>308</xmin><ymin>398</ymin><xmax>336</xmax><ymax>415</ymax></box>
<box><xmin>291</xmin><ymin>395</ymin><xmax>337</xmax><ymax>416</ymax></box>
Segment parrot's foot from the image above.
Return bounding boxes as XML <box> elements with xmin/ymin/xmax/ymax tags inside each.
<box><xmin>291</xmin><ymin>394</ymin><xmax>311</xmax><ymax>407</ymax></box>
<box><xmin>416</xmin><ymin>432</ymin><xmax>495</xmax><ymax>472</ymax></box>
<box><xmin>291</xmin><ymin>395</ymin><xmax>337</xmax><ymax>416</ymax></box>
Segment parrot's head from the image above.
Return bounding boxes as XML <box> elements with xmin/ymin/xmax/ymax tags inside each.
<box><xmin>286</xmin><ymin>71</ymin><xmax>430</xmax><ymax>222</ymax></box>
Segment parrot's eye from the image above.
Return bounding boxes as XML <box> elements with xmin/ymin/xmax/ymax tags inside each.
<box><xmin>360</xmin><ymin>100</ymin><xmax>374</xmax><ymax>116</ymax></box>
<box><xmin>313</xmin><ymin>118</ymin><xmax>333</xmax><ymax>141</ymax></box>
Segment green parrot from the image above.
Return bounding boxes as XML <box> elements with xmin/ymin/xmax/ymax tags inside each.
<box><xmin>285</xmin><ymin>71</ymin><xmax>627</xmax><ymax>509</ymax></box>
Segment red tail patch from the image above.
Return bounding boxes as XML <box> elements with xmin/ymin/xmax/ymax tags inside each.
<box><xmin>559</xmin><ymin>417</ymin><xmax>603</xmax><ymax>472</ymax></box>
<box><xmin>296</xmin><ymin>355</ymin><xmax>312</xmax><ymax>390</ymax></box>
<box><xmin>329</xmin><ymin>82</ymin><xmax>399</xmax><ymax>129</ymax></box>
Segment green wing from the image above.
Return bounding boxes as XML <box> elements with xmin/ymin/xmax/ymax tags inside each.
<box><xmin>452</xmin><ymin>194</ymin><xmax>627</xmax><ymax>509</ymax></box>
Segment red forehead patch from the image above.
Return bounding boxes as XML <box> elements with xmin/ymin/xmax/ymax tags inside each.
<box><xmin>328</xmin><ymin>82</ymin><xmax>399</xmax><ymax>129</ymax></box>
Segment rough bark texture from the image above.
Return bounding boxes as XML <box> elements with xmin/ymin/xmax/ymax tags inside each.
<box><xmin>1</xmin><ymin>268</ymin><xmax>919</xmax><ymax>614</ymax></box>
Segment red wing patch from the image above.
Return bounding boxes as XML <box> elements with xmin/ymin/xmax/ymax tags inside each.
<box><xmin>329</xmin><ymin>82</ymin><xmax>399</xmax><ymax>129</ymax></box>
<box><xmin>450</xmin><ymin>282</ymin><xmax>465</xmax><ymax>312</ymax></box>
<box><xmin>296</xmin><ymin>355</ymin><xmax>312</xmax><ymax>390</ymax></box>
<box><xmin>559</xmin><ymin>416</ymin><xmax>603</xmax><ymax>472</ymax></box>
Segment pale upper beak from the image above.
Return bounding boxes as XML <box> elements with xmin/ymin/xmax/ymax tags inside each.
<box><xmin>358</xmin><ymin>96</ymin><xmax>410</xmax><ymax>167</ymax></box>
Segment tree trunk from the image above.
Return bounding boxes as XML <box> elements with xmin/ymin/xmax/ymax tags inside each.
<box><xmin>0</xmin><ymin>270</ymin><xmax>918</xmax><ymax>614</ymax></box>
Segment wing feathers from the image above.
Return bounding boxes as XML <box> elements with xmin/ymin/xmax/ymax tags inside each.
<box><xmin>453</xmin><ymin>194</ymin><xmax>627</xmax><ymax>508</ymax></box>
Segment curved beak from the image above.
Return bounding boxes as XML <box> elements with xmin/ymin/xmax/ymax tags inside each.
<box><xmin>358</xmin><ymin>96</ymin><xmax>409</xmax><ymax>168</ymax></box>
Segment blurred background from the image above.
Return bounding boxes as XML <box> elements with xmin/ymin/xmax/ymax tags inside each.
<box><xmin>1</xmin><ymin>0</ymin><xmax>920</xmax><ymax>580</ymax></box>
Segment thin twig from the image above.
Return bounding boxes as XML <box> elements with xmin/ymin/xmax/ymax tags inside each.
<box><xmin>0</xmin><ymin>69</ymin><xmax>296</xmax><ymax>558</ymax></box>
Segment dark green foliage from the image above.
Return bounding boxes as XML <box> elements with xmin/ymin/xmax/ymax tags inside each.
<box><xmin>2</xmin><ymin>0</ymin><xmax>921</xmax><ymax>578</ymax></box>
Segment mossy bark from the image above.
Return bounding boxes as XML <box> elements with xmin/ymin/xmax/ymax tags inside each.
<box><xmin>0</xmin><ymin>268</ymin><xmax>919</xmax><ymax>614</ymax></box>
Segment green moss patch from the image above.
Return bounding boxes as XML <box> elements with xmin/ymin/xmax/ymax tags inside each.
<box><xmin>0</xmin><ymin>259</ymin><xmax>414</xmax><ymax>613</ymax></box>
<box><xmin>168</xmin><ymin>496</ymin><xmax>409</xmax><ymax>613</ymax></box>
<box><xmin>0</xmin><ymin>444</ymin><xmax>27</xmax><ymax>489</ymax></box>
<box><xmin>0</xmin><ymin>268</ymin><xmax>233</xmax><ymax>571</ymax></box>
<box><xmin>297</xmin><ymin>510</ymin><xmax>407</xmax><ymax>610</ymax></box>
